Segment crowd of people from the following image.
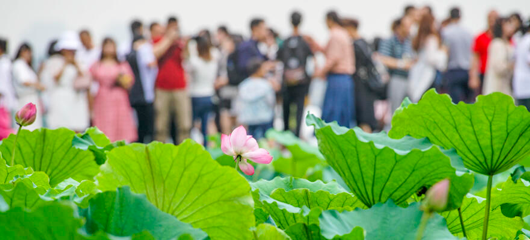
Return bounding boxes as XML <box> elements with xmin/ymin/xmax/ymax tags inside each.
<box><xmin>0</xmin><ymin>5</ymin><xmax>529</xmax><ymax>145</ymax></box>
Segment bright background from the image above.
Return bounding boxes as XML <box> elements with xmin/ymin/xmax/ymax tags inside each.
<box><xmin>1</xmin><ymin>0</ymin><xmax>529</xmax><ymax>63</ymax></box>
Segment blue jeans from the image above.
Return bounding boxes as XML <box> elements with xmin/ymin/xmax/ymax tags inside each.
<box><xmin>444</xmin><ymin>69</ymin><xmax>472</xmax><ymax>104</ymax></box>
<box><xmin>248</xmin><ymin>121</ymin><xmax>273</xmax><ymax>140</ymax></box>
<box><xmin>322</xmin><ymin>73</ymin><xmax>354</xmax><ymax>128</ymax></box>
<box><xmin>192</xmin><ymin>96</ymin><xmax>213</xmax><ymax>146</ymax></box>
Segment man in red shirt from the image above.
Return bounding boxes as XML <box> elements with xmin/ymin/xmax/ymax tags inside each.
<box><xmin>152</xmin><ymin>17</ymin><xmax>191</xmax><ymax>144</ymax></box>
<box><xmin>469</xmin><ymin>10</ymin><xmax>499</xmax><ymax>93</ymax></box>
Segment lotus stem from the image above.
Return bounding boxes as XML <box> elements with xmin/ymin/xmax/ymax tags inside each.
<box><xmin>482</xmin><ymin>174</ymin><xmax>493</xmax><ymax>240</ymax></box>
<box><xmin>10</xmin><ymin>125</ymin><xmax>22</xmax><ymax>166</ymax></box>
<box><xmin>458</xmin><ymin>207</ymin><xmax>467</xmax><ymax>238</ymax></box>
<box><xmin>235</xmin><ymin>155</ymin><xmax>240</xmax><ymax>171</ymax></box>
<box><xmin>415</xmin><ymin>211</ymin><xmax>432</xmax><ymax>240</ymax></box>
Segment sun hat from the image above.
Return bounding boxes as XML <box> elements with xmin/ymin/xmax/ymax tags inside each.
<box><xmin>54</xmin><ymin>31</ymin><xmax>81</xmax><ymax>51</ymax></box>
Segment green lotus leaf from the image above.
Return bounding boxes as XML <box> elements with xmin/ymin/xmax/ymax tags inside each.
<box><xmin>84</xmin><ymin>186</ymin><xmax>207</xmax><ymax>239</ymax></box>
<box><xmin>441</xmin><ymin>194</ymin><xmax>523</xmax><ymax>239</ymax></box>
<box><xmin>0</xmin><ymin>128</ymin><xmax>99</xmax><ymax>187</ymax></box>
<box><xmin>320</xmin><ymin>201</ymin><xmax>456</xmax><ymax>240</ymax></box>
<box><xmin>493</xmin><ymin>177</ymin><xmax>530</xmax><ymax>218</ymax></box>
<box><xmin>97</xmin><ymin>140</ymin><xmax>255</xmax><ymax>240</ymax></box>
<box><xmin>0</xmin><ymin>178</ymin><xmax>47</xmax><ymax>210</ymax></box>
<box><xmin>389</xmin><ymin>89</ymin><xmax>530</xmax><ymax>175</ymax></box>
<box><xmin>307</xmin><ymin>114</ymin><xmax>473</xmax><ymax>210</ymax></box>
<box><xmin>254</xmin><ymin>223</ymin><xmax>290</xmax><ymax>240</ymax></box>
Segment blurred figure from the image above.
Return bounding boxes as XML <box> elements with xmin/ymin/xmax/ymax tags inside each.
<box><xmin>262</xmin><ymin>28</ymin><xmax>280</xmax><ymax>60</ymax></box>
<box><xmin>118</xmin><ymin>19</ymin><xmax>144</xmax><ymax>61</ymax></box>
<box><xmin>12</xmin><ymin>43</ymin><xmax>45</xmax><ymax>131</ymax></box>
<box><xmin>41</xmin><ymin>32</ymin><xmax>90</xmax><ymax>132</ymax></box>
<box><xmin>237</xmin><ymin>58</ymin><xmax>275</xmax><ymax>139</ymax></box>
<box><xmin>152</xmin><ymin>17</ymin><xmax>191</xmax><ymax>144</ymax></box>
<box><xmin>90</xmin><ymin>38</ymin><xmax>137</xmax><ymax>142</ymax></box>
<box><xmin>442</xmin><ymin>7</ymin><xmax>473</xmax><ymax>103</ymax></box>
<box><xmin>188</xmin><ymin>36</ymin><xmax>218</xmax><ymax>146</ymax></box>
<box><xmin>0</xmin><ymin>38</ymin><xmax>15</xmax><ymax>139</ymax></box>
<box><xmin>513</xmin><ymin>19</ymin><xmax>530</xmax><ymax>108</ymax></box>
<box><xmin>127</xmin><ymin>35</ymin><xmax>158</xmax><ymax>143</ymax></box>
<box><xmin>510</xmin><ymin>13</ymin><xmax>524</xmax><ymax>46</ymax></box>
<box><xmin>377</xmin><ymin>17</ymin><xmax>414</xmax><ymax>114</ymax></box>
<box><xmin>277</xmin><ymin>11</ymin><xmax>314</xmax><ymax>136</ymax></box>
<box><xmin>404</xmin><ymin>5</ymin><xmax>420</xmax><ymax>36</ymax></box>
<box><xmin>343</xmin><ymin>18</ymin><xmax>381</xmax><ymax>132</ymax></box>
<box><xmin>469</xmin><ymin>10</ymin><xmax>499</xmax><ymax>93</ymax></box>
<box><xmin>237</xmin><ymin>18</ymin><xmax>270</xmax><ymax>80</ymax></box>
<box><xmin>313</xmin><ymin>11</ymin><xmax>355</xmax><ymax>128</ymax></box>
<box><xmin>483</xmin><ymin>17</ymin><xmax>516</xmax><ymax>95</ymax></box>
<box><xmin>77</xmin><ymin>30</ymin><xmax>100</xmax><ymax>70</ymax></box>
<box><xmin>408</xmin><ymin>13</ymin><xmax>447</xmax><ymax>102</ymax></box>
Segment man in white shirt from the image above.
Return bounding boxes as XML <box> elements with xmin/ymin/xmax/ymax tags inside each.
<box><xmin>76</xmin><ymin>30</ymin><xmax>100</xmax><ymax>70</ymax></box>
<box><xmin>513</xmin><ymin>23</ymin><xmax>530</xmax><ymax>109</ymax></box>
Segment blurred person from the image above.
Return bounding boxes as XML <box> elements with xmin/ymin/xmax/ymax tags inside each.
<box><xmin>377</xmin><ymin>17</ymin><xmax>414</xmax><ymax>114</ymax></box>
<box><xmin>483</xmin><ymin>17</ymin><xmax>516</xmax><ymax>95</ymax></box>
<box><xmin>277</xmin><ymin>11</ymin><xmax>314</xmax><ymax>136</ymax></box>
<box><xmin>469</xmin><ymin>10</ymin><xmax>499</xmax><ymax>93</ymax></box>
<box><xmin>12</xmin><ymin>43</ymin><xmax>45</xmax><ymax>131</ymax></box>
<box><xmin>442</xmin><ymin>7</ymin><xmax>473</xmax><ymax>103</ymax></box>
<box><xmin>404</xmin><ymin>5</ymin><xmax>420</xmax><ymax>36</ymax></box>
<box><xmin>216</xmin><ymin>26</ymin><xmax>230</xmax><ymax>47</ymax></box>
<box><xmin>237</xmin><ymin>18</ymin><xmax>270</xmax><ymax>80</ymax></box>
<box><xmin>312</xmin><ymin>11</ymin><xmax>355</xmax><ymax>127</ymax></box>
<box><xmin>188</xmin><ymin>36</ymin><xmax>218</xmax><ymax>146</ymax></box>
<box><xmin>513</xmin><ymin>19</ymin><xmax>530</xmax><ymax>109</ymax></box>
<box><xmin>237</xmin><ymin>58</ymin><xmax>275</xmax><ymax>139</ymax></box>
<box><xmin>41</xmin><ymin>32</ymin><xmax>90</xmax><ymax>132</ymax></box>
<box><xmin>118</xmin><ymin>19</ymin><xmax>144</xmax><ymax>60</ymax></box>
<box><xmin>262</xmin><ymin>28</ymin><xmax>280</xmax><ymax>60</ymax></box>
<box><xmin>152</xmin><ymin>18</ymin><xmax>192</xmax><ymax>144</ymax></box>
<box><xmin>90</xmin><ymin>38</ymin><xmax>137</xmax><ymax>142</ymax></box>
<box><xmin>0</xmin><ymin>38</ymin><xmax>15</xmax><ymax>139</ymax></box>
<box><xmin>343</xmin><ymin>18</ymin><xmax>382</xmax><ymax>132</ymax></box>
<box><xmin>510</xmin><ymin>13</ymin><xmax>524</xmax><ymax>46</ymax></box>
<box><xmin>77</xmin><ymin>30</ymin><xmax>100</xmax><ymax>70</ymax></box>
<box><xmin>127</xmin><ymin>35</ymin><xmax>158</xmax><ymax>143</ymax></box>
<box><xmin>408</xmin><ymin>13</ymin><xmax>448</xmax><ymax>102</ymax></box>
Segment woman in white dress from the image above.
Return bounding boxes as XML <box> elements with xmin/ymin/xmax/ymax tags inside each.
<box><xmin>40</xmin><ymin>32</ymin><xmax>90</xmax><ymax>132</ymax></box>
<box><xmin>483</xmin><ymin>17</ymin><xmax>516</xmax><ymax>96</ymax></box>
<box><xmin>408</xmin><ymin>14</ymin><xmax>448</xmax><ymax>102</ymax></box>
<box><xmin>12</xmin><ymin>43</ymin><xmax>45</xmax><ymax>131</ymax></box>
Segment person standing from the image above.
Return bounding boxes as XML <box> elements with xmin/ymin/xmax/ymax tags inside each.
<box><xmin>513</xmin><ymin>20</ymin><xmax>530</xmax><ymax>109</ymax></box>
<box><xmin>12</xmin><ymin>43</ymin><xmax>45</xmax><ymax>131</ymax></box>
<box><xmin>152</xmin><ymin>18</ymin><xmax>192</xmax><ymax>144</ymax></box>
<box><xmin>77</xmin><ymin>30</ymin><xmax>100</xmax><ymax>70</ymax></box>
<box><xmin>441</xmin><ymin>7</ymin><xmax>473</xmax><ymax>103</ymax></box>
<box><xmin>0</xmin><ymin>38</ymin><xmax>16</xmax><ymax>138</ymax></box>
<box><xmin>343</xmin><ymin>18</ymin><xmax>381</xmax><ymax>132</ymax></box>
<box><xmin>377</xmin><ymin>17</ymin><xmax>414</xmax><ymax>114</ymax></box>
<box><xmin>408</xmin><ymin>13</ymin><xmax>448</xmax><ymax>103</ymax></box>
<box><xmin>469</xmin><ymin>10</ymin><xmax>499</xmax><ymax>93</ymax></box>
<box><xmin>188</xmin><ymin>36</ymin><xmax>218</xmax><ymax>146</ymax></box>
<box><xmin>128</xmin><ymin>35</ymin><xmax>158</xmax><ymax>143</ymax></box>
<box><xmin>237</xmin><ymin>18</ymin><xmax>270</xmax><ymax>80</ymax></box>
<box><xmin>483</xmin><ymin>18</ymin><xmax>516</xmax><ymax>96</ymax></box>
<box><xmin>41</xmin><ymin>32</ymin><xmax>90</xmax><ymax>132</ymax></box>
<box><xmin>277</xmin><ymin>11</ymin><xmax>314</xmax><ymax>136</ymax></box>
<box><xmin>313</xmin><ymin>11</ymin><xmax>355</xmax><ymax>127</ymax></box>
<box><xmin>90</xmin><ymin>38</ymin><xmax>137</xmax><ymax>142</ymax></box>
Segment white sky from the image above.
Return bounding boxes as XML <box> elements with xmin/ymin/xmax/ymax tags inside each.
<box><xmin>1</xmin><ymin>0</ymin><xmax>529</xmax><ymax>64</ymax></box>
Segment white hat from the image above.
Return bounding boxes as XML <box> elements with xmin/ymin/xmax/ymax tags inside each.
<box><xmin>55</xmin><ymin>31</ymin><xmax>81</xmax><ymax>51</ymax></box>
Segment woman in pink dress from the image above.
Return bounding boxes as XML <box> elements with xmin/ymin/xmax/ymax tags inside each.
<box><xmin>90</xmin><ymin>38</ymin><xmax>137</xmax><ymax>142</ymax></box>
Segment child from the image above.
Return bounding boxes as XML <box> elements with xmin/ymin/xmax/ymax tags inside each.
<box><xmin>236</xmin><ymin>58</ymin><xmax>275</xmax><ymax>139</ymax></box>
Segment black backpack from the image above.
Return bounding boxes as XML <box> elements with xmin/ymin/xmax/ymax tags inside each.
<box><xmin>126</xmin><ymin>50</ymin><xmax>146</xmax><ymax>106</ymax></box>
<box><xmin>281</xmin><ymin>36</ymin><xmax>310</xmax><ymax>86</ymax></box>
<box><xmin>226</xmin><ymin>50</ymin><xmax>244</xmax><ymax>86</ymax></box>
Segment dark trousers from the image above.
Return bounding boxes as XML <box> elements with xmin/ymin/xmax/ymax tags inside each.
<box><xmin>248</xmin><ymin>121</ymin><xmax>273</xmax><ymax>140</ymax></box>
<box><xmin>133</xmin><ymin>103</ymin><xmax>154</xmax><ymax>143</ymax></box>
<box><xmin>518</xmin><ymin>99</ymin><xmax>530</xmax><ymax>110</ymax></box>
<box><xmin>192</xmin><ymin>96</ymin><xmax>213</xmax><ymax>146</ymax></box>
<box><xmin>445</xmin><ymin>69</ymin><xmax>472</xmax><ymax>104</ymax></box>
<box><xmin>282</xmin><ymin>84</ymin><xmax>308</xmax><ymax>137</ymax></box>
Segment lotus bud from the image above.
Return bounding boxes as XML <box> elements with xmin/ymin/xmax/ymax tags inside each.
<box><xmin>15</xmin><ymin>103</ymin><xmax>37</xmax><ymax>127</ymax></box>
<box><xmin>422</xmin><ymin>179</ymin><xmax>450</xmax><ymax>212</ymax></box>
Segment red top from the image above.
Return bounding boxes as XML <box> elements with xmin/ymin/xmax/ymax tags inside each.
<box><xmin>153</xmin><ymin>37</ymin><xmax>186</xmax><ymax>90</ymax></box>
<box><xmin>472</xmin><ymin>31</ymin><xmax>492</xmax><ymax>74</ymax></box>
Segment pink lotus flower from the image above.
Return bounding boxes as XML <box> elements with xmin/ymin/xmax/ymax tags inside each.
<box><xmin>221</xmin><ymin>126</ymin><xmax>273</xmax><ymax>175</ymax></box>
<box><xmin>15</xmin><ymin>103</ymin><xmax>37</xmax><ymax>127</ymax></box>
<box><xmin>422</xmin><ymin>179</ymin><xmax>450</xmax><ymax>212</ymax></box>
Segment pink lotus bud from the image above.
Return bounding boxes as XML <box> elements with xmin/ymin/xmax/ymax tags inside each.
<box><xmin>15</xmin><ymin>103</ymin><xmax>37</xmax><ymax>127</ymax></box>
<box><xmin>422</xmin><ymin>179</ymin><xmax>450</xmax><ymax>212</ymax></box>
<box><xmin>221</xmin><ymin>125</ymin><xmax>273</xmax><ymax>175</ymax></box>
